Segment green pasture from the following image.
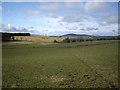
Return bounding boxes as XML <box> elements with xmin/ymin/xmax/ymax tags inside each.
<box><xmin>2</xmin><ymin>39</ymin><xmax>119</xmax><ymax>88</ymax></box>
<box><xmin>13</xmin><ymin>35</ymin><xmax>64</xmax><ymax>43</ymax></box>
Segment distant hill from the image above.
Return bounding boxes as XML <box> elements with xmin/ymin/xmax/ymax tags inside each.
<box><xmin>60</xmin><ymin>33</ymin><xmax>119</xmax><ymax>40</ymax></box>
<box><xmin>60</xmin><ymin>34</ymin><xmax>94</xmax><ymax>39</ymax></box>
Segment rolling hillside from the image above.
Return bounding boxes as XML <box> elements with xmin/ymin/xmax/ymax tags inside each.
<box><xmin>13</xmin><ymin>35</ymin><xmax>64</xmax><ymax>43</ymax></box>
<box><xmin>61</xmin><ymin>34</ymin><xmax>93</xmax><ymax>39</ymax></box>
<box><xmin>60</xmin><ymin>34</ymin><xmax>119</xmax><ymax>40</ymax></box>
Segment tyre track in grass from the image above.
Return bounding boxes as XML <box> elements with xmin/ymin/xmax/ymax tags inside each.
<box><xmin>75</xmin><ymin>55</ymin><xmax>118</xmax><ymax>88</ymax></box>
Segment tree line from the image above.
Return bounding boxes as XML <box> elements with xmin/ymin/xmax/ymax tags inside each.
<box><xmin>62</xmin><ymin>37</ymin><xmax>119</xmax><ymax>43</ymax></box>
<box><xmin>54</xmin><ymin>36</ymin><xmax>120</xmax><ymax>43</ymax></box>
<box><xmin>1</xmin><ymin>32</ymin><xmax>30</xmax><ymax>41</ymax></box>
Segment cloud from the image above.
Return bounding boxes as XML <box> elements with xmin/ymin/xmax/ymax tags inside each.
<box><xmin>102</xmin><ymin>15</ymin><xmax>118</xmax><ymax>24</ymax></box>
<box><xmin>25</xmin><ymin>10</ymin><xmax>40</xmax><ymax>16</ymax></box>
<box><xmin>2</xmin><ymin>24</ymin><xmax>29</xmax><ymax>33</ymax></box>
<box><xmin>65</xmin><ymin>26</ymin><xmax>78</xmax><ymax>30</ymax></box>
<box><xmin>71</xmin><ymin>26</ymin><xmax>78</xmax><ymax>30</ymax></box>
<box><xmin>2</xmin><ymin>24</ymin><xmax>45</xmax><ymax>35</ymax></box>
<box><xmin>39</xmin><ymin>3</ymin><xmax>62</xmax><ymax>11</ymax></box>
<box><xmin>97</xmin><ymin>24</ymin><xmax>118</xmax><ymax>36</ymax></box>
<box><xmin>65</xmin><ymin>2</ymin><xmax>84</xmax><ymax>9</ymax></box>
<box><xmin>2</xmin><ymin>16</ymin><xmax>64</xmax><ymax>34</ymax></box>
<box><xmin>37</xmin><ymin>2</ymin><xmax>111</xmax><ymax>24</ymax></box>
<box><xmin>62</xmin><ymin>14</ymin><xmax>85</xmax><ymax>23</ymax></box>
<box><xmin>41</xmin><ymin>16</ymin><xmax>63</xmax><ymax>27</ymax></box>
<box><xmin>112</xmin><ymin>30</ymin><xmax>116</xmax><ymax>33</ymax></box>
<box><xmin>93</xmin><ymin>13</ymin><xmax>118</xmax><ymax>25</ymax></box>
<box><xmin>38</xmin><ymin>2</ymin><xmax>83</xmax><ymax>12</ymax></box>
<box><xmin>80</xmin><ymin>28</ymin><xmax>85</xmax><ymax>30</ymax></box>
<box><xmin>86</xmin><ymin>27</ymin><xmax>98</xmax><ymax>31</ymax></box>
<box><xmin>80</xmin><ymin>27</ymin><xmax>98</xmax><ymax>31</ymax></box>
<box><xmin>39</xmin><ymin>2</ymin><xmax>83</xmax><ymax>11</ymax></box>
<box><xmin>2</xmin><ymin>22</ymin><xmax>118</xmax><ymax>36</ymax></box>
<box><xmin>47</xmin><ymin>12</ymin><xmax>58</xmax><ymax>18</ymax></box>
<box><xmin>84</xmin><ymin>2</ymin><xmax>110</xmax><ymax>12</ymax></box>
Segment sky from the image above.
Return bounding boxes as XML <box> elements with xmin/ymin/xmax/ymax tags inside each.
<box><xmin>1</xmin><ymin>1</ymin><xmax>119</xmax><ymax>36</ymax></box>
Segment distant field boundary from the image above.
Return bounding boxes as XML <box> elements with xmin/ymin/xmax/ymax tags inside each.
<box><xmin>62</xmin><ymin>42</ymin><xmax>118</xmax><ymax>48</ymax></box>
<box><xmin>2</xmin><ymin>41</ymin><xmax>118</xmax><ymax>49</ymax></box>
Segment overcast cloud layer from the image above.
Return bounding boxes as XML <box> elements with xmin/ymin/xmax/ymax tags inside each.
<box><xmin>1</xmin><ymin>2</ymin><xmax>119</xmax><ymax>36</ymax></box>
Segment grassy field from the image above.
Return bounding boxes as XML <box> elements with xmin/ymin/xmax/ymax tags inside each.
<box><xmin>14</xmin><ymin>35</ymin><xmax>64</xmax><ymax>43</ymax></box>
<box><xmin>2</xmin><ymin>36</ymin><xmax>119</xmax><ymax>88</ymax></box>
<box><xmin>2</xmin><ymin>35</ymin><xmax>64</xmax><ymax>46</ymax></box>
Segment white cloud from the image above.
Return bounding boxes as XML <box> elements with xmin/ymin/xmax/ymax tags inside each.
<box><xmin>2</xmin><ymin>20</ymin><xmax>118</xmax><ymax>36</ymax></box>
<box><xmin>92</xmin><ymin>13</ymin><xmax>118</xmax><ymax>25</ymax></box>
<box><xmin>40</xmin><ymin>16</ymin><xmax>63</xmax><ymax>28</ymax></box>
<box><xmin>84</xmin><ymin>2</ymin><xmax>110</xmax><ymax>12</ymax></box>
<box><xmin>39</xmin><ymin>3</ymin><xmax>61</xmax><ymax>11</ymax></box>
<box><xmin>39</xmin><ymin>2</ymin><xmax>83</xmax><ymax>11</ymax></box>
<box><xmin>102</xmin><ymin>15</ymin><xmax>118</xmax><ymax>24</ymax></box>
<box><xmin>97</xmin><ymin>24</ymin><xmax>118</xmax><ymax>36</ymax></box>
<box><xmin>47</xmin><ymin>12</ymin><xmax>58</xmax><ymax>17</ymax></box>
<box><xmin>62</xmin><ymin>14</ymin><xmax>85</xmax><ymax>23</ymax></box>
<box><xmin>65</xmin><ymin>2</ymin><xmax>84</xmax><ymax>9</ymax></box>
<box><xmin>2</xmin><ymin>24</ymin><xmax>29</xmax><ymax>33</ymax></box>
<box><xmin>25</xmin><ymin>10</ymin><xmax>40</xmax><ymax>16</ymax></box>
